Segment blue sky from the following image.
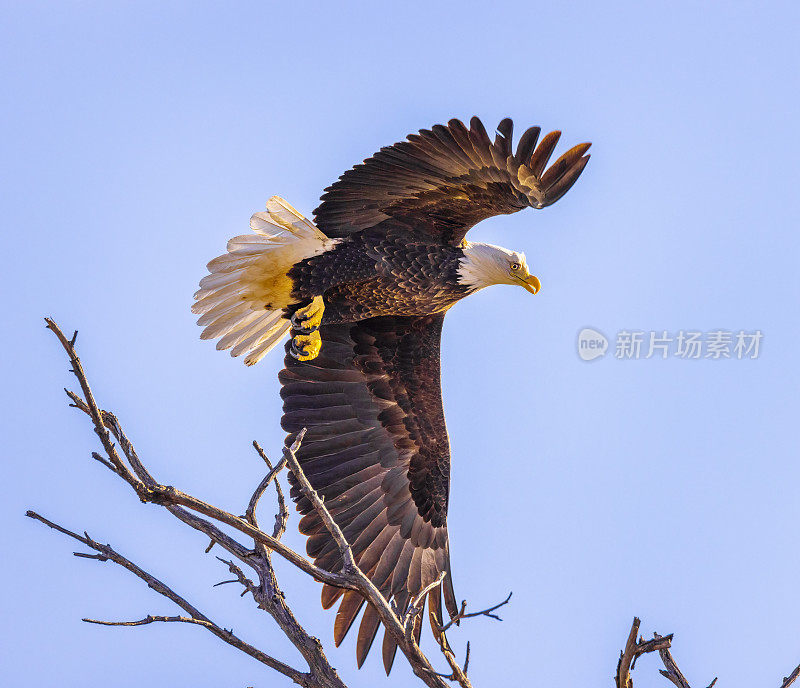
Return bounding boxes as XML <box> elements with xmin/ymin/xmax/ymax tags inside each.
<box><xmin>3</xmin><ymin>1</ymin><xmax>799</xmax><ymax>686</ymax></box>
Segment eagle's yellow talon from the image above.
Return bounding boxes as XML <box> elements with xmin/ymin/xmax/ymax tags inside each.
<box><xmin>291</xmin><ymin>295</ymin><xmax>325</xmax><ymax>333</ymax></box>
<box><xmin>291</xmin><ymin>330</ymin><xmax>322</xmax><ymax>361</ymax></box>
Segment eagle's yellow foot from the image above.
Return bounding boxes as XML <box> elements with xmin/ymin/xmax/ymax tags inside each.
<box><xmin>290</xmin><ymin>296</ymin><xmax>325</xmax><ymax>334</ymax></box>
<box><xmin>290</xmin><ymin>330</ymin><xmax>322</xmax><ymax>361</ymax></box>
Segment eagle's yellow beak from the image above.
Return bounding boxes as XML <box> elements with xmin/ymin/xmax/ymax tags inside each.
<box><xmin>521</xmin><ymin>274</ymin><xmax>541</xmax><ymax>294</ymax></box>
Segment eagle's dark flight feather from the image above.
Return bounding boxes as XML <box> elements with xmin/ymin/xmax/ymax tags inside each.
<box><xmin>314</xmin><ymin>116</ymin><xmax>590</xmax><ymax>245</ymax></box>
<box><xmin>281</xmin><ymin>314</ymin><xmax>455</xmax><ymax>672</ymax></box>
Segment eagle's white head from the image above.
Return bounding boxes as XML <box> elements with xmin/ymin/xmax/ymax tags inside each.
<box><xmin>457</xmin><ymin>241</ymin><xmax>541</xmax><ymax>294</ymax></box>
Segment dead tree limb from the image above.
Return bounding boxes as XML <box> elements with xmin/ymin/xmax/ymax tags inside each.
<box><xmin>782</xmin><ymin>666</ymin><xmax>800</xmax><ymax>688</ymax></box>
<box><xmin>26</xmin><ymin>510</ymin><xmax>311</xmax><ymax>686</ymax></box>
<box><xmin>616</xmin><ymin>618</ymin><xmax>674</xmax><ymax>688</ymax></box>
<box><xmin>614</xmin><ymin>616</ymin><xmax>800</xmax><ymax>688</ymax></box>
<box><xmin>439</xmin><ymin>592</ymin><xmax>513</xmax><ymax>633</ymax></box>
<box><xmin>34</xmin><ymin>318</ymin><xmax>476</xmax><ymax>688</ymax></box>
<box><xmin>30</xmin><ymin>319</ymin><xmax>800</xmax><ymax>688</ymax></box>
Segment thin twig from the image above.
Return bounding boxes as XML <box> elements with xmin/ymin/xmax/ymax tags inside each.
<box><xmin>440</xmin><ymin>592</ymin><xmax>513</xmax><ymax>633</ymax></box>
<box><xmin>90</xmin><ymin>451</ymin><xmax>117</xmax><ymax>472</ymax></box>
<box><xmin>282</xmin><ymin>430</ymin><xmax>358</xmax><ymax>573</ymax></box>
<box><xmin>406</xmin><ymin>572</ymin><xmax>446</xmax><ymax>634</ymax></box>
<box><xmin>46</xmin><ymin>317</ymin><xmax>139</xmax><ymax>490</ymax></box>
<box><xmin>246</xmin><ymin>443</ymin><xmax>287</xmax><ymax>545</ymax></box>
<box><xmin>100</xmin><ymin>408</ymin><xmax>156</xmax><ymax>486</ymax></box>
<box><xmin>213</xmin><ymin>579</ymin><xmax>240</xmax><ymax>588</ymax></box>
<box><xmin>85</xmin><ymin>614</ymin><xmax>218</xmax><ymax>627</ymax></box>
<box><xmin>254</xmin><ymin>441</ymin><xmax>290</xmax><ymax>540</ymax></box>
<box><xmin>433</xmin><ymin>640</ymin><xmax>474</xmax><ymax>688</ymax></box>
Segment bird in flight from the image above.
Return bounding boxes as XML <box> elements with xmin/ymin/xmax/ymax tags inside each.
<box><xmin>193</xmin><ymin>117</ymin><xmax>590</xmax><ymax>672</ymax></box>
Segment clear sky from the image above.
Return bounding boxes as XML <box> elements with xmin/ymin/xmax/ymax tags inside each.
<box><xmin>3</xmin><ymin>2</ymin><xmax>799</xmax><ymax>686</ymax></box>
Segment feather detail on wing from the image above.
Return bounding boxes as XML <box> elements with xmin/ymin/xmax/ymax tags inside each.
<box><xmin>192</xmin><ymin>196</ymin><xmax>337</xmax><ymax>365</ymax></box>
<box><xmin>280</xmin><ymin>314</ymin><xmax>458</xmax><ymax>673</ymax></box>
<box><xmin>314</xmin><ymin>116</ymin><xmax>591</xmax><ymax>245</ymax></box>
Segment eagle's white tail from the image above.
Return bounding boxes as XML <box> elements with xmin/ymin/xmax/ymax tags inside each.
<box><xmin>192</xmin><ymin>196</ymin><xmax>335</xmax><ymax>366</ymax></box>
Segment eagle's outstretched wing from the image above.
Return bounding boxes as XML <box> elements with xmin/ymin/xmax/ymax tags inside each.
<box><xmin>314</xmin><ymin>116</ymin><xmax>591</xmax><ymax>246</ymax></box>
<box><xmin>280</xmin><ymin>314</ymin><xmax>456</xmax><ymax>672</ymax></box>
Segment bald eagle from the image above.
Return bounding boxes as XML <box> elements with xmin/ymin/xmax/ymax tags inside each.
<box><xmin>193</xmin><ymin>117</ymin><xmax>590</xmax><ymax>672</ymax></box>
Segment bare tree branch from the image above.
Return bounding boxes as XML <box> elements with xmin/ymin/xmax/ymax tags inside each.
<box><xmin>251</xmin><ymin>440</ymin><xmax>289</xmax><ymax>540</ymax></box>
<box><xmin>33</xmin><ymin>318</ymin><xmax>800</xmax><ymax>688</ymax></box>
<box><xmin>47</xmin><ymin>319</ymin><xmax>357</xmax><ymax>592</ymax></box>
<box><xmin>25</xmin><ymin>510</ymin><xmax>309</xmax><ymax>686</ymax></box>
<box><xmin>35</xmin><ymin>318</ymin><xmax>471</xmax><ymax>688</ymax></box>
<box><xmin>616</xmin><ymin>619</ymin><xmax>745</xmax><ymax>688</ymax></box>
<box><xmin>407</xmin><ymin>572</ymin><xmax>447</xmax><ymax>635</ymax></box>
<box><xmin>84</xmin><ymin>614</ymin><xmax>209</xmax><ymax>627</ymax></box>
<box><xmin>653</xmin><ymin>631</ymin><xmax>698</xmax><ymax>688</ymax></box>
<box><xmin>781</xmin><ymin>665</ymin><xmax>800</xmax><ymax>688</ymax></box>
<box><xmin>439</xmin><ymin>592</ymin><xmax>513</xmax><ymax>633</ymax></box>
<box><xmin>616</xmin><ymin>618</ymin><xmax>673</xmax><ymax>688</ymax></box>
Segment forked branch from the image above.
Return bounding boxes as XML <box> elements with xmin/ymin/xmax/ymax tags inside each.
<box><xmin>26</xmin><ymin>510</ymin><xmax>306</xmax><ymax>684</ymax></box>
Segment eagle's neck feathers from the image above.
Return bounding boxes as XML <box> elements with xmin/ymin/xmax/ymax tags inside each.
<box><xmin>456</xmin><ymin>241</ymin><xmax>526</xmax><ymax>292</ymax></box>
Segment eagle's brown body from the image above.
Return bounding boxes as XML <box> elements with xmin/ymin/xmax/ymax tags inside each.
<box><xmin>288</xmin><ymin>227</ymin><xmax>469</xmax><ymax>322</ymax></box>
<box><xmin>194</xmin><ymin>116</ymin><xmax>590</xmax><ymax>672</ymax></box>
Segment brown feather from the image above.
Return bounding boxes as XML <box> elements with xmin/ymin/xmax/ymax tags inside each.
<box><xmin>494</xmin><ymin>117</ymin><xmax>513</xmax><ymax>157</ymax></box>
<box><xmin>334</xmin><ymin>591</ymin><xmax>366</xmax><ymax>647</ymax></box>
<box><xmin>382</xmin><ymin>590</ymin><xmax>409</xmax><ymax>674</ymax></box>
<box><xmin>381</xmin><ymin>628</ymin><xmax>400</xmax><ymax>676</ymax></box>
<box><xmin>356</xmin><ymin>604</ymin><xmax>382</xmax><ymax>668</ymax></box>
<box><xmin>544</xmin><ymin>153</ymin><xmax>591</xmax><ymax>206</ymax></box>
<box><xmin>528</xmin><ymin>130</ymin><xmax>562</xmax><ymax>177</ymax></box>
<box><xmin>540</xmin><ymin>142</ymin><xmax>593</xmax><ymax>188</ymax></box>
<box><xmin>516</xmin><ymin>125</ymin><xmax>541</xmax><ymax>163</ymax></box>
<box><xmin>321</xmin><ymin>583</ymin><xmax>345</xmax><ymax>610</ymax></box>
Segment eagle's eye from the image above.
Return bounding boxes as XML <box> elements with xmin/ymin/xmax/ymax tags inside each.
<box><xmin>510</xmin><ymin>262</ymin><xmax>521</xmax><ymax>271</ymax></box>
